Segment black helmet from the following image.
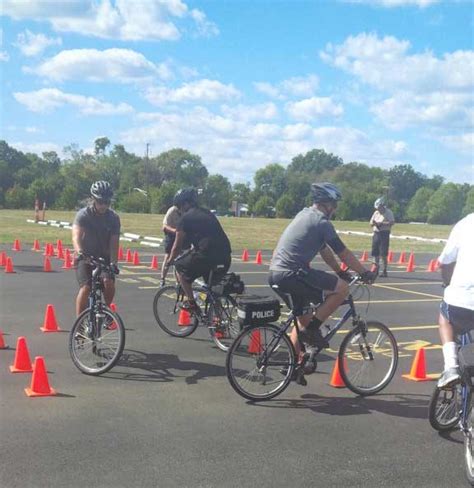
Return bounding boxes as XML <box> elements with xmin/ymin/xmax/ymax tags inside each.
<box><xmin>90</xmin><ymin>180</ymin><xmax>113</xmax><ymax>201</ymax></box>
<box><xmin>173</xmin><ymin>188</ymin><xmax>198</xmax><ymax>207</ymax></box>
<box><xmin>311</xmin><ymin>182</ymin><xmax>342</xmax><ymax>203</ymax></box>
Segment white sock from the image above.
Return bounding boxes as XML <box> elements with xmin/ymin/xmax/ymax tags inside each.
<box><xmin>442</xmin><ymin>342</ymin><xmax>458</xmax><ymax>370</ymax></box>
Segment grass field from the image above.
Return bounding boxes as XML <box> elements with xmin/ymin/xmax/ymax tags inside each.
<box><xmin>0</xmin><ymin>209</ymin><xmax>451</xmax><ymax>253</ymax></box>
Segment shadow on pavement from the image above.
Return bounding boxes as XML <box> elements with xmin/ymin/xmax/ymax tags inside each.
<box><xmin>250</xmin><ymin>392</ymin><xmax>431</xmax><ymax>420</ymax></box>
<box><xmin>101</xmin><ymin>348</ymin><xmax>225</xmax><ymax>384</ymax></box>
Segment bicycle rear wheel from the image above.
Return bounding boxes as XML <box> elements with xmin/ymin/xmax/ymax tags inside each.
<box><xmin>209</xmin><ymin>295</ymin><xmax>239</xmax><ymax>352</ymax></box>
<box><xmin>464</xmin><ymin>392</ymin><xmax>474</xmax><ymax>486</ymax></box>
<box><xmin>69</xmin><ymin>307</ymin><xmax>125</xmax><ymax>375</ymax></box>
<box><xmin>428</xmin><ymin>385</ymin><xmax>461</xmax><ymax>431</ymax></box>
<box><xmin>226</xmin><ymin>323</ymin><xmax>296</xmax><ymax>401</ymax></box>
<box><xmin>338</xmin><ymin>321</ymin><xmax>398</xmax><ymax>396</ymax></box>
<box><xmin>153</xmin><ymin>285</ymin><xmax>199</xmax><ymax>337</ymax></box>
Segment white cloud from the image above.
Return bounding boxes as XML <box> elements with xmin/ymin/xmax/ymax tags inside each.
<box><xmin>254</xmin><ymin>75</ymin><xmax>319</xmax><ymax>99</ymax></box>
<box><xmin>286</xmin><ymin>97</ymin><xmax>344</xmax><ymax>121</ymax></box>
<box><xmin>25</xmin><ymin>126</ymin><xmax>43</xmax><ymax>134</ymax></box>
<box><xmin>144</xmin><ymin>79</ymin><xmax>241</xmax><ymax>105</ymax></box>
<box><xmin>14</xmin><ymin>88</ymin><xmax>134</xmax><ymax>115</ymax></box>
<box><xmin>441</xmin><ymin>133</ymin><xmax>474</xmax><ymax>155</ymax></box>
<box><xmin>25</xmin><ymin>48</ymin><xmax>172</xmax><ymax>83</ymax></box>
<box><xmin>122</xmin><ymin>106</ymin><xmax>407</xmax><ymax>181</ymax></box>
<box><xmin>14</xmin><ymin>30</ymin><xmax>62</xmax><ymax>57</ymax></box>
<box><xmin>10</xmin><ymin>141</ymin><xmax>63</xmax><ymax>155</ymax></box>
<box><xmin>344</xmin><ymin>0</ymin><xmax>439</xmax><ymax>7</ymax></box>
<box><xmin>2</xmin><ymin>0</ymin><xmax>218</xmax><ymax>41</ymax></box>
<box><xmin>0</xmin><ymin>51</ymin><xmax>9</xmax><ymax>62</ymax></box>
<box><xmin>220</xmin><ymin>103</ymin><xmax>278</xmax><ymax>121</ymax></box>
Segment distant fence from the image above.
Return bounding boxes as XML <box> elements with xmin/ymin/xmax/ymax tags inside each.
<box><xmin>336</xmin><ymin>229</ymin><xmax>447</xmax><ymax>244</ymax></box>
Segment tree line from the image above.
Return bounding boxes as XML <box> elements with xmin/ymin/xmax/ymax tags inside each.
<box><xmin>1</xmin><ymin>138</ymin><xmax>472</xmax><ymax>224</ymax></box>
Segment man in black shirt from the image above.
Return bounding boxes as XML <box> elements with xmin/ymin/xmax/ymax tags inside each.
<box><xmin>168</xmin><ymin>188</ymin><xmax>232</xmax><ymax>311</ymax></box>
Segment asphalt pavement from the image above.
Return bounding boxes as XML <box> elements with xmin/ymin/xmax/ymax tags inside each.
<box><xmin>0</xmin><ymin>245</ymin><xmax>465</xmax><ymax>488</ymax></box>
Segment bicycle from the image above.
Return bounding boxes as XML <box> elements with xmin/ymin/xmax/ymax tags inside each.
<box><xmin>226</xmin><ymin>270</ymin><xmax>399</xmax><ymax>401</ymax></box>
<box><xmin>152</xmin><ymin>264</ymin><xmax>244</xmax><ymax>352</ymax></box>
<box><xmin>428</xmin><ymin>330</ymin><xmax>474</xmax><ymax>486</ymax></box>
<box><xmin>68</xmin><ymin>255</ymin><xmax>125</xmax><ymax>375</ymax></box>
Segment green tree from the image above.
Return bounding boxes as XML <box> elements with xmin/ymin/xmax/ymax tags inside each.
<box><xmin>118</xmin><ymin>191</ymin><xmax>150</xmax><ymax>213</ymax></box>
<box><xmin>288</xmin><ymin>148</ymin><xmax>343</xmax><ymax>175</ymax></box>
<box><xmin>462</xmin><ymin>187</ymin><xmax>474</xmax><ymax>217</ymax></box>
<box><xmin>57</xmin><ymin>184</ymin><xmax>81</xmax><ymax>210</ymax></box>
<box><xmin>427</xmin><ymin>183</ymin><xmax>465</xmax><ymax>224</ymax></box>
<box><xmin>253</xmin><ymin>195</ymin><xmax>275</xmax><ymax>217</ymax></box>
<box><xmin>275</xmin><ymin>194</ymin><xmax>295</xmax><ymax>218</ymax></box>
<box><xmin>388</xmin><ymin>164</ymin><xmax>426</xmax><ymax>216</ymax></box>
<box><xmin>232</xmin><ymin>183</ymin><xmax>251</xmax><ymax>204</ymax></box>
<box><xmin>5</xmin><ymin>185</ymin><xmax>30</xmax><ymax>208</ymax></box>
<box><xmin>94</xmin><ymin>137</ymin><xmax>111</xmax><ymax>156</ymax></box>
<box><xmin>202</xmin><ymin>174</ymin><xmax>232</xmax><ymax>213</ymax></box>
<box><xmin>153</xmin><ymin>148</ymin><xmax>208</xmax><ymax>187</ymax></box>
<box><xmin>254</xmin><ymin>163</ymin><xmax>287</xmax><ymax>200</ymax></box>
<box><xmin>150</xmin><ymin>182</ymin><xmax>180</xmax><ymax>214</ymax></box>
<box><xmin>405</xmin><ymin>187</ymin><xmax>435</xmax><ymax>222</ymax></box>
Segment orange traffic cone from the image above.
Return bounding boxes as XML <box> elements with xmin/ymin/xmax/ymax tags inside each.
<box><xmin>62</xmin><ymin>249</ymin><xmax>73</xmax><ymax>269</ymax></box>
<box><xmin>12</xmin><ymin>239</ymin><xmax>21</xmax><ymax>251</ymax></box>
<box><xmin>126</xmin><ymin>249</ymin><xmax>133</xmax><ymax>263</ymax></box>
<box><xmin>242</xmin><ymin>249</ymin><xmax>249</xmax><ymax>262</ymax></box>
<box><xmin>329</xmin><ymin>358</ymin><xmax>346</xmax><ymax>388</ymax></box>
<box><xmin>341</xmin><ymin>262</ymin><xmax>348</xmax><ymax>271</ymax></box>
<box><xmin>150</xmin><ymin>256</ymin><xmax>159</xmax><ymax>270</ymax></box>
<box><xmin>427</xmin><ymin>259</ymin><xmax>436</xmax><ymax>272</ymax></box>
<box><xmin>255</xmin><ymin>251</ymin><xmax>262</xmax><ymax>265</ymax></box>
<box><xmin>118</xmin><ymin>246</ymin><xmax>124</xmax><ymax>261</ymax></box>
<box><xmin>56</xmin><ymin>239</ymin><xmax>63</xmax><ymax>256</ymax></box>
<box><xmin>402</xmin><ymin>347</ymin><xmax>436</xmax><ymax>381</ymax></box>
<box><xmin>387</xmin><ymin>250</ymin><xmax>394</xmax><ymax>263</ymax></box>
<box><xmin>32</xmin><ymin>239</ymin><xmax>41</xmax><ymax>251</ymax></box>
<box><xmin>0</xmin><ymin>251</ymin><xmax>6</xmax><ymax>267</ymax></box>
<box><xmin>406</xmin><ymin>252</ymin><xmax>415</xmax><ymax>272</ymax></box>
<box><xmin>47</xmin><ymin>243</ymin><xmax>54</xmax><ymax>257</ymax></box>
<box><xmin>40</xmin><ymin>304</ymin><xmax>61</xmax><ymax>332</ymax></box>
<box><xmin>25</xmin><ymin>356</ymin><xmax>57</xmax><ymax>397</ymax></box>
<box><xmin>178</xmin><ymin>309</ymin><xmax>191</xmax><ymax>326</ymax></box>
<box><xmin>248</xmin><ymin>330</ymin><xmax>262</xmax><ymax>354</ymax></box>
<box><xmin>43</xmin><ymin>256</ymin><xmax>52</xmax><ymax>272</ymax></box>
<box><xmin>0</xmin><ymin>330</ymin><xmax>7</xmax><ymax>349</ymax></box>
<box><xmin>56</xmin><ymin>245</ymin><xmax>64</xmax><ymax>260</ymax></box>
<box><xmin>397</xmin><ymin>251</ymin><xmax>406</xmax><ymax>264</ymax></box>
<box><xmin>132</xmin><ymin>251</ymin><xmax>140</xmax><ymax>265</ymax></box>
<box><xmin>5</xmin><ymin>257</ymin><xmax>15</xmax><ymax>273</ymax></box>
<box><xmin>9</xmin><ymin>337</ymin><xmax>33</xmax><ymax>373</ymax></box>
<box><xmin>360</xmin><ymin>251</ymin><xmax>368</xmax><ymax>262</ymax></box>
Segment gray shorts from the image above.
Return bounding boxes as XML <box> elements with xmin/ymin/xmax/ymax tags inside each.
<box><xmin>440</xmin><ymin>301</ymin><xmax>474</xmax><ymax>335</ymax></box>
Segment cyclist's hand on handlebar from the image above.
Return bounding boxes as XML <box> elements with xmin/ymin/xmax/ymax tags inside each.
<box><xmin>360</xmin><ymin>270</ymin><xmax>377</xmax><ymax>284</ymax></box>
<box><xmin>337</xmin><ymin>270</ymin><xmax>352</xmax><ymax>283</ymax></box>
<box><xmin>110</xmin><ymin>263</ymin><xmax>120</xmax><ymax>275</ymax></box>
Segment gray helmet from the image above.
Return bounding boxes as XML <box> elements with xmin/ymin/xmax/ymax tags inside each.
<box><xmin>90</xmin><ymin>180</ymin><xmax>113</xmax><ymax>201</ymax></box>
<box><xmin>173</xmin><ymin>188</ymin><xmax>198</xmax><ymax>207</ymax></box>
<box><xmin>311</xmin><ymin>182</ymin><xmax>342</xmax><ymax>203</ymax></box>
<box><xmin>374</xmin><ymin>197</ymin><xmax>385</xmax><ymax>209</ymax></box>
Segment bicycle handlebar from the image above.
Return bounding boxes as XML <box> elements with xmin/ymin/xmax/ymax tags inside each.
<box><xmin>78</xmin><ymin>254</ymin><xmax>120</xmax><ymax>275</ymax></box>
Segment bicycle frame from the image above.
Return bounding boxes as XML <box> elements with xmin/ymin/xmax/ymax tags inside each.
<box><xmin>86</xmin><ymin>259</ymin><xmax>110</xmax><ymax>339</ymax></box>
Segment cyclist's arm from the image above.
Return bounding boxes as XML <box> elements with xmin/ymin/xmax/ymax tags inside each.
<box><xmin>162</xmin><ymin>224</ymin><xmax>177</xmax><ymax>234</ymax></box>
<box><xmin>440</xmin><ymin>261</ymin><xmax>455</xmax><ymax>286</ymax></box>
<box><xmin>337</xmin><ymin>248</ymin><xmax>367</xmax><ymax>275</ymax></box>
<box><xmin>168</xmin><ymin>230</ymin><xmax>186</xmax><ymax>263</ymax></box>
<box><xmin>72</xmin><ymin>223</ymin><xmax>85</xmax><ymax>254</ymax></box>
<box><xmin>320</xmin><ymin>246</ymin><xmax>343</xmax><ymax>273</ymax></box>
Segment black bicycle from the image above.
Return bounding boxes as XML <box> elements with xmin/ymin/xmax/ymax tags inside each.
<box><xmin>153</xmin><ymin>265</ymin><xmax>244</xmax><ymax>352</ymax></box>
<box><xmin>69</xmin><ymin>256</ymin><xmax>125</xmax><ymax>375</ymax></box>
<box><xmin>226</xmin><ymin>271</ymin><xmax>398</xmax><ymax>401</ymax></box>
<box><xmin>429</xmin><ymin>331</ymin><xmax>474</xmax><ymax>486</ymax></box>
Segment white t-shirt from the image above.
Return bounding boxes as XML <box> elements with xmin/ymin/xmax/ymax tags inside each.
<box><xmin>438</xmin><ymin>213</ymin><xmax>474</xmax><ymax>310</ymax></box>
<box><xmin>370</xmin><ymin>208</ymin><xmax>395</xmax><ymax>232</ymax></box>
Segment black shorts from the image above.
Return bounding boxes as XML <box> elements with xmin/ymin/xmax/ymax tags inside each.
<box><xmin>372</xmin><ymin>231</ymin><xmax>390</xmax><ymax>257</ymax></box>
<box><xmin>164</xmin><ymin>234</ymin><xmax>175</xmax><ymax>254</ymax></box>
<box><xmin>174</xmin><ymin>251</ymin><xmax>231</xmax><ymax>284</ymax></box>
<box><xmin>75</xmin><ymin>259</ymin><xmax>115</xmax><ymax>288</ymax></box>
<box><xmin>268</xmin><ymin>268</ymin><xmax>338</xmax><ymax>316</ymax></box>
<box><xmin>440</xmin><ymin>301</ymin><xmax>474</xmax><ymax>335</ymax></box>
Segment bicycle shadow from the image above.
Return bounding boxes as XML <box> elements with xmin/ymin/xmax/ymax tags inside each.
<box><xmin>101</xmin><ymin>348</ymin><xmax>225</xmax><ymax>385</ymax></box>
<box><xmin>249</xmin><ymin>392</ymin><xmax>431</xmax><ymax>420</ymax></box>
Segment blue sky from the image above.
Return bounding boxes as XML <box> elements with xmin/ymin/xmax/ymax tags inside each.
<box><xmin>1</xmin><ymin>0</ymin><xmax>473</xmax><ymax>184</ymax></box>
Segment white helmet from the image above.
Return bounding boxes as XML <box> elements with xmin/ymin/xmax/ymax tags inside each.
<box><xmin>374</xmin><ymin>197</ymin><xmax>385</xmax><ymax>209</ymax></box>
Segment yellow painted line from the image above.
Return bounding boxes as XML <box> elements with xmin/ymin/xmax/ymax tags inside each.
<box><xmin>119</xmin><ymin>278</ymin><xmax>140</xmax><ymax>284</ymax></box>
<box><xmin>373</xmin><ymin>281</ymin><xmax>441</xmax><ymax>286</ymax></box>
<box><xmin>373</xmin><ymin>283</ymin><xmax>442</xmax><ymax>299</ymax></box>
<box><xmin>139</xmin><ymin>276</ymin><xmax>162</xmax><ymax>285</ymax></box>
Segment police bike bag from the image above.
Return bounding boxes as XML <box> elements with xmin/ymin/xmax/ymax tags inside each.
<box><xmin>236</xmin><ymin>295</ymin><xmax>281</xmax><ymax>327</ymax></box>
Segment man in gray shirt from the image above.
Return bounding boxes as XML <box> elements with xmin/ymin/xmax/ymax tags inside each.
<box><xmin>269</xmin><ymin>182</ymin><xmax>376</xmax><ymax>371</ymax></box>
<box><xmin>72</xmin><ymin>181</ymin><xmax>121</xmax><ymax>315</ymax></box>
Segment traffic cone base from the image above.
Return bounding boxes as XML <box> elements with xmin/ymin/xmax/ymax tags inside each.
<box><xmin>25</xmin><ymin>357</ymin><xmax>57</xmax><ymax>397</ymax></box>
<box><xmin>10</xmin><ymin>337</ymin><xmax>33</xmax><ymax>373</ymax></box>
<box><xmin>329</xmin><ymin>358</ymin><xmax>346</xmax><ymax>388</ymax></box>
<box><xmin>40</xmin><ymin>304</ymin><xmax>61</xmax><ymax>332</ymax></box>
<box><xmin>402</xmin><ymin>347</ymin><xmax>435</xmax><ymax>382</ymax></box>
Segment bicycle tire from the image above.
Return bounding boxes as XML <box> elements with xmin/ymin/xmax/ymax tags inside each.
<box><xmin>152</xmin><ymin>285</ymin><xmax>199</xmax><ymax>337</ymax></box>
<box><xmin>69</xmin><ymin>307</ymin><xmax>125</xmax><ymax>375</ymax></box>
<box><xmin>465</xmin><ymin>392</ymin><xmax>474</xmax><ymax>486</ymax></box>
<box><xmin>226</xmin><ymin>323</ymin><xmax>296</xmax><ymax>401</ymax></box>
<box><xmin>209</xmin><ymin>295</ymin><xmax>239</xmax><ymax>352</ymax></box>
<box><xmin>338</xmin><ymin>320</ymin><xmax>398</xmax><ymax>396</ymax></box>
<box><xmin>428</xmin><ymin>385</ymin><xmax>461</xmax><ymax>432</ymax></box>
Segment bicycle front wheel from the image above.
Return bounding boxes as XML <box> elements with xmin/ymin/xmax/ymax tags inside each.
<box><xmin>226</xmin><ymin>323</ymin><xmax>296</xmax><ymax>401</ymax></box>
<box><xmin>339</xmin><ymin>321</ymin><xmax>398</xmax><ymax>396</ymax></box>
<box><xmin>152</xmin><ymin>285</ymin><xmax>199</xmax><ymax>337</ymax></box>
<box><xmin>209</xmin><ymin>295</ymin><xmax>240</xmax><ymax>352</ymax></box>
<box><xmin>69</xmin><ymin>307</ymin><xmax>125</xmax><ymax>375</ymax></box>
<box><xmin>428</xmin><ymin>385</ymin><xmax>461</xmax><ymax>431</ymax></box>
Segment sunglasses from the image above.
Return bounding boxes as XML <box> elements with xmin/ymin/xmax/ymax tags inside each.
<box><xmin>94</xmin><ymin>198</ymin><xmax>111</xmax><ymax>205</ymax></box>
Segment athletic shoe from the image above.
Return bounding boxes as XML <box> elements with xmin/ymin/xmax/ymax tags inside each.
<box><xmin>438</xmin><ymin>367</ymin><xmax>461</xmax><ymax>389</ymax></box>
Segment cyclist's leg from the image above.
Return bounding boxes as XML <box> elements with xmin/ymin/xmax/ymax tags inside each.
<box><xmin>380</xmin><ymin>231</ymin><xmax>390</xmax><ymax>276</ymax></box>
<box><xmin>372</xmin><ymin>232</ymin><xmax>381</xmax><ymax>271</ymax></box>
<box><xmin>161</xmin><ymin>234</ymin><xmax>174</xmax><ymax>283</ymax></box>
<box><xmin>75</xmin><ymin>260</ymin><xmax>92</xmax><ymax>315</ymax></box>
<box><xmin>175</xmin><ymin>252</ymin><xmax>208</xmax><ymax>310</ymax></box>
<box><xmin>103</xmin><ymin>276</ymin><xmax>115</xmax><ymax>306</ymax></box>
